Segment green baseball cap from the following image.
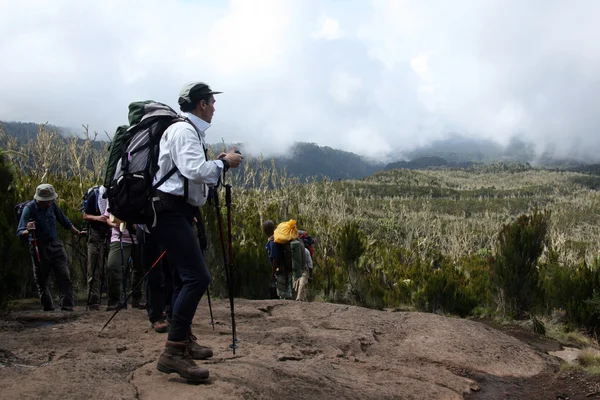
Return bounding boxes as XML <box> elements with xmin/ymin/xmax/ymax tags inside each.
<box><xmin>178</xmin><ymin>82</ymin><xmax>222</xmax><ymax>106</ymax></box>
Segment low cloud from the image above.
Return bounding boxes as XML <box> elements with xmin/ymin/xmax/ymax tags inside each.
<box><xmin>1</xmin><ymin>0</ymin><xmax>599</xmax><ymax>161</ymax></box>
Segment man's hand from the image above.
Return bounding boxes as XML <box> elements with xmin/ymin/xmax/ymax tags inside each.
<box><xmin>220</xmin><ymin>147</ymin><xmax>244</xmax><ymax>169</ymax></box>
<box><xmin>71</xmin><ymin>226</ymin><xmax>86</xmax><ymax>236</ymax></box>
<box><xmin>26</xmin><ymin>221</ymin><xmax>36</xmax><ymax>230</ymax></box>
<box><xmin>96</xmin><ymin>215</ymin><xmax>108</xmax><ymax>224</ymax></box>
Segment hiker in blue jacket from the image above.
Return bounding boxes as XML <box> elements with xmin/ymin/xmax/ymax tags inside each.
<box><xmin>17</xmin><ymin>184</ymin><xmax>85</xmax><ymax>311</ymax></box>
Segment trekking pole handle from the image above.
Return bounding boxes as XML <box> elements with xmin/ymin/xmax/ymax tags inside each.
<box><xmin>225</xmin><ymin>184</ymin><xmax>232</xmax><ymax>207</ymax></box>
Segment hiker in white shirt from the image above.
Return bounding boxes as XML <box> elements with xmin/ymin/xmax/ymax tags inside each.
<box><xmin>151</xmin><ymin>82</ymin><xmax>243</xmax><ymax>383</ymax></box>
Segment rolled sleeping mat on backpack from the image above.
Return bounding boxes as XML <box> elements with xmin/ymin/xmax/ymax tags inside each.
<box><xmin>109</xmin><ymin>213</ymin><xmax>126</xmax><ymax>226</ymax></box>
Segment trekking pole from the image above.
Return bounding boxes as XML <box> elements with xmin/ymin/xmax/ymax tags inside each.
<box><xmin>212</xmin><ymin>186</ymin><xmax>238</xmax><ymax>354</ymax></box>
<box><xmin>30</xmin><ymin>220</ymin><xmax>41</xmax><ymax>263</ymax></box>
<box><xmin>225</xmin><ymin>183</ymin><xmax>238</xmax><ymax>344</ymax></box>
<box><xmin>205</xmin><ymin>266</ymin><xmax>215</xmax><ymax>330</ymax></box>
<box><xmin>100</xmin><ymin>250</ymin><xmax>166</xmax><ymax>333</ymax></box>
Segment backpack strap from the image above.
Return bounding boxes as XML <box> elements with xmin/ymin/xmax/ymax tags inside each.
<box><xmin>183</xmin><ymin>117</ymin><xmax>209</xmax><ymax>202</ymax></box>
<box><xmin>152</xmin><ymin>117</ymin><xmax>208</xmax><ymax>203</ymax></box>
<box><xmin>152</xmin><ymin>166</ymin><xmax>180</xmax><ymax>191</ymax></box>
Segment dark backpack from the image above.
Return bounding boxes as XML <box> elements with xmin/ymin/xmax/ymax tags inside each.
<box><xmin>298</xmin><ymin>230</ymin><xmax>315</xmax><ymax>257</ymax></box>
<box><xmin>15</xmin><ymin>201</ymin><xmax>33</xmax><ymax>241</ymax></box>
<box><xmin>103</xmin><ymin>101</ymin><xmax>189</xmax><ymax>225</ymax></box>
<box><xmin>15</xmin><ymin>201</ymin><xmax>33</xmax><ymax>226</ymax></box>
<box><xmin>81</xmin><ymin>186</ymin><xmax>100</xmax><ymax>214</ymax></box>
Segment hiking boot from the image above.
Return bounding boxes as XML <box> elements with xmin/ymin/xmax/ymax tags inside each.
<box><xmin>132</xmin><ymin>298</ymin><xmax>146</xmax><ymax>310</ymax></box>
<box><xmin>106</xmin><ymin>300</ymin><xmax>120</xmax><ymax>311</ymax></box>
<box><xmin>88</xmin><ymin>304</ymin><xmax>100</xmax><ymax>311</ymax></box>
<box><xmin>156</xmin><ymin>341</ymin><xmax>209</xmax><ymax>382</ymax></box>
<box><xmin>152</xmin><ymin>320</ymin><xmax>169</xmax><ymax>333</ymax></box>
<box><xmin>43</xmin><ymin>306</ymin><xmax>56</xmax><ymax>312</ymax></box>
<box><xmin>187</xmin><ymin>331</ymin><xmax>213</xmax><ymax>360</ymax></box>
<box><xmin>60</xmin><ymin>307</ymin><xmax>74</xmax><ymax>312</ymax></box>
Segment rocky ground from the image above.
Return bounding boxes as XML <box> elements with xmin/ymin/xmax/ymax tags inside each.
<box><xmin>0</xmin><ymin>299</ymin><xmax>598</xmax><ymax>399</ymax></box>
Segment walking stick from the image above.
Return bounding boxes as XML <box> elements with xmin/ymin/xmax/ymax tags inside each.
<box><xmin>212</xmin><ymin>185</ymin><xmax>238</xmax><ymax>354</ymax></box>
<box><xmin>30</xmin><ymin>221</ymin><xmax>41</xmax><ymax>263</ymax></box>
<box><xmin>205</xmin><ymin>268</ymin><xmax>215</xmax><ymax>330</ymax></box>
<box><xmin>100</xmin><ymin>250</ymin><xmax>166</xmax><ymax>333</ymax></box>
<box><xmin>225</xmin><ymin>183</ymin><xmax>238</xmax><ymax>344</ymax></box>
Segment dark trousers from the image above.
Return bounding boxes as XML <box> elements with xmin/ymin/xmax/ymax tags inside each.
<box><xmin>138</xmin><ymin>226</ymin><xmax>173</xmax><ymax>323</ymax></box>
<box><xmin>30</xmin><ymin>240</ymin><xmax>74</xmax><ymax>309</ymax></box>
<box><xmin>151</xmin><ymin>210</ymin><xmax>211</xmax><ymax>342</ymax></box>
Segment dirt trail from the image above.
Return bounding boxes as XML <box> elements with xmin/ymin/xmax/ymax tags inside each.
<box><xmin>0</xmin><ymin>299</ymin><xmax>592</xmax><ymax>399</ymax></box>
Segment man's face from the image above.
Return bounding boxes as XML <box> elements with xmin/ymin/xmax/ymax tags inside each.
<box><xmin>198</xmin><ymin>95</ymin><xmax>216</xmax><ymax>123</ymax></box>
<box><xmin>37</xmin><ymin>200</ymin><xmax>54</xmax><ymax>209</ymax></box>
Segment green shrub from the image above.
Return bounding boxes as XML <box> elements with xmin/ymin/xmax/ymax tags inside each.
<box><xmin>491</xmin><ymin>209</ymin><xmax>550</xmax><ymax>318</ymax></box>
<box><xmin>415</xmin><ymin>259</ymin><xmax>478</xmax><ymax>317</ymax></box>
<box><xmin>0</xmin><ymin>151</ymin><xmax>31</xmax><ymax>308</ymax></box>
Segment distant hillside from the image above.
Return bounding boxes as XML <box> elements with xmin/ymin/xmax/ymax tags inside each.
<box><xmin>0</xmin><ymin>120</ymin><xmax>106</xmax><ymax>153</ymax></box>
<box><xmin>1</xmin><ymin>121</ymin><xmax>385</xmax><ymax>181</ymax></box>
<box><xmin>0</xmin><ymin>121</ymin><xmax>68</xmax><ymax>142</ymax></box>
<box><xmin>272</xmin><ymin>142</ymin><xmax>383</xmax><ymax>180</ymax></box>
<box><xmin>216</xmin><ymin>142</ymin><xmax>384</xmax><ymax>181</ymax></box>
<box><xmin>401</xmin><ymin>135</ymin><xmax>534</xmax><ymax>164</ymax></box>
<box><xmin>385</xmin><ymin>135</ymin><xmax>596</xmax><ymax>171</ymax></box>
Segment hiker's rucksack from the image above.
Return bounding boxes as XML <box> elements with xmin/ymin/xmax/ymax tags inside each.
<box><xmin>298</xmin><ymin>230</ymin><xmax>315</xmax><ymax>257</ymax></box>
<box><xmin>81</xmin><ymin>186</ymin><xmax>100</xmax><ymax>214</ymax></box>
<box><xmin>15</xmin><ymin>201</ymin><xmax>32</xmax><ymax>226</ymax></box>
<box><xmin>103</xmin><ymin>101</ymin><xmax>189</xmax><ymax>225</ymax></box>
<box><xmin>15</xmin><ymin>201</ymin><xmax>33</xmax><ymax>241</ymax></box>
<box><xmin>282</xmin><ymin>238</ymin><xmax>306</xmax><ymax>279</ymax></box>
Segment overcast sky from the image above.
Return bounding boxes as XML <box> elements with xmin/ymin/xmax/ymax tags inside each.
<box><xmin>1</xmin><ymin>0</ymin><xmax>599</xmax><ymax>160</ymax></box>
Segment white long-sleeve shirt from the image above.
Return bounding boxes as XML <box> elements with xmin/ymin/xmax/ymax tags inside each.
<box><xmin>153</xmin><ymin>112</ymin><xmax>225</xmax><ymax>206</ymax></box>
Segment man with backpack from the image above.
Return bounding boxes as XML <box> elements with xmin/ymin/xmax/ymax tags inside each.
<box><xmin>262</xmin><ymin>220</ymin><xmax>296</xmax><ymax>300</ymax></box>
<box><xmin>82</xmin><ymin>186</ymin><xmax>109</xmax><ymax>310</ymax></box>
<box><xmin>16</xmin><ymin>184</ymin><xmax>85</xmax><ymax>311</ymax></box>
<box><xmin>148</xmin><ymin>81</ymin><xmax>243</xmax><ymax>382</ymax></box>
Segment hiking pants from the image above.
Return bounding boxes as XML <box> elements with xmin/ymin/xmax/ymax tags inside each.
<box><xmin>106</xmin><ymin>241</ymin><xmax>141</xmax><ymax>305</ymax></box>
<box><xmin>293</xmin><ymin>269</ymin><xmax>310</xmax><ymax>301</ymax></box>
<box><xmin>138</xmin><ymin>227</ymin><xmax>173</xmax><ymax>323</ymax></box>
<box><xmin>151</xmin><ymin>210</ymin><xmax>211</xmax><ymax>342</ymax></box>
<box><xmin>86</xmin><ymin>229</ymin><xmax>106</xmax><ymax>306</ymax></box>
<box><xmin>276</xmin><ymin>271</ymin><xmax>293</xmax><ymax>299</ymax></box>
<box><xmin>30</xmin><ymin>240</ymin><xmax>74</xmax><ymax>310</ymax></box>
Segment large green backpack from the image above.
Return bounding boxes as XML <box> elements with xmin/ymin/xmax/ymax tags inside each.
<box><xmin>282</xmin><ymin>239</ymin><xmax>306</xmax><ymax>278</ymax></box>
<box><xmin>102</xmin><ymin>100</ymin><xmax>154</xmax><ymax>188</ymax></box>
<box><xmin>101</xmin><ymin>100</ymin><xmax>189</xmax><ymax>225</ymax></box>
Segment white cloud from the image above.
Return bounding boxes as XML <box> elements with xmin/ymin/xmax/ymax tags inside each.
<box><xmin>410</xmin><ymin>53</ymin><xmax>433</xmax><ymax>84</ymax></box>
<box><xmin>329</xmin><ymin>71</ymin><xmax>363</xmax><ymax>104</ymax></box>
<box><xmin>313</xmin><ymin>17</ymin><xmax>343</xmax><ymax>40</ymax></box>
<box><xmin>0</xmin><ymin>0</ymin><xmax>600</xmax><ymax>160</ymax></box>
<box><xmin>345</xmin><ymin>124</ymin><xmax>391</xmax><ymax>158</ymax></box>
